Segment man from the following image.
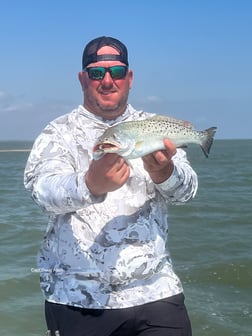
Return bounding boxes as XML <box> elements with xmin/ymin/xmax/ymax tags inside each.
<box><xmin>24</xmin><ymin>36</ymin><xmax>198</xmax><ymax>336</ymax></box>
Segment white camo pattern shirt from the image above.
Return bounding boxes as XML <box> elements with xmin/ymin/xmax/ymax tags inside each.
<box><xmin>24</xmin><ymin>104</ymin><xmax>198</xmax><ymax>309</ymax></box>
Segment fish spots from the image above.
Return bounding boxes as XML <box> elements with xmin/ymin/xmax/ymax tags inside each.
<box><xmin>93</xmin><ymin>114</ymin><xmax>217</xmax><ymax>159</ymax></box>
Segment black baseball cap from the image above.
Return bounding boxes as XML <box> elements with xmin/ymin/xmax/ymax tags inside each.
<box><xmin>82</xmin><ymin>36</ymin><xmax>129</xmax><ymax>69</ymax></box>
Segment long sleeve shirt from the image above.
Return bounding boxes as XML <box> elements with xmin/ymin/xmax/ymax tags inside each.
<box><xmin>24</xmin><ymin>104</ymin><xmax>198</xmax><ymax>309</ymax></box>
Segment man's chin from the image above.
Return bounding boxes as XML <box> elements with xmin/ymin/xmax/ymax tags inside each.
<box><xmin>100</xmin><ymin>107</ymin><xmax>118</xmax><ymax>113</ymax></box>
<box><xmin>97</xmin><ymin>104</ymin><xmax>124</xmax><ymax>120</ymax></box>
<box><xmin>98</xmin><ymin>102</ymin><xmax>119</xmax><ymax>112</ymax></box>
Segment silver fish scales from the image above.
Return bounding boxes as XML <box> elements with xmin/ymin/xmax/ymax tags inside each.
<box><xmin>93</xmin><ymin>115</ymin><xmax>217</xmax><ymax>160</ymax></box>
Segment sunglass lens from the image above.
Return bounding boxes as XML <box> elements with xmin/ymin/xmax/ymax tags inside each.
<box><xmin>88</xmin><ymin>67</ymin><xmax>105</xmax><ymax>80</ymax></box>
<box><xmin>110</xmin><ymin>66</ymin><xmax>127</xmax><ymax>79</ymax></box>
<box><xmin>86</xmin><ymin>66</ymin><xmax>128</xmax><ymax>80</ymax></box>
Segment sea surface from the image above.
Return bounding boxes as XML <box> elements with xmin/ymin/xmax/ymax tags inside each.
<box><xmin>0</xmin><ymin>139</ymin><xmax>251</xmax><ymax>336</ymax></box>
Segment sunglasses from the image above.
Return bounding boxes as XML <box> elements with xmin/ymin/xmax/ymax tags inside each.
<box><xmin>84</xmin><ymin>65</ymin><xmax>128</xmax><ymax>80</ymax></box>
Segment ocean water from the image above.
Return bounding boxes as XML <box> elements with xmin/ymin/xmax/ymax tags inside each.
<box><xmin>0</xmin><ymin>139</ymin><xmax>251</xmax><ymax>336</ymax></box>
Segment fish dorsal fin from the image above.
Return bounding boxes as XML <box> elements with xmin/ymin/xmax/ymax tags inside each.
<box><xmin>149</xmin><ymin>115</ymin><xmax>194</xmax><ymax>129</ymax></box>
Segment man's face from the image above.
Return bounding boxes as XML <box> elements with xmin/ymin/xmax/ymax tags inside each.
<box><xmin>79</xmin><ymin>46</ymin><xmax>133</xmax><ymax>120</ymax></box>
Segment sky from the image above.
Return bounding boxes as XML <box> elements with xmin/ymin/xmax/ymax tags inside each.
<box><xmin>0</xmin><ymin>0</ymin><xmax>251</xmax><ymax>140</ymax></box>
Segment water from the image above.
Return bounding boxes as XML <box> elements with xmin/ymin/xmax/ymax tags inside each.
<box><xmin>0</xmin><ymin>140</ymin><xmax>251</xmax><ymax>336</ymax></box>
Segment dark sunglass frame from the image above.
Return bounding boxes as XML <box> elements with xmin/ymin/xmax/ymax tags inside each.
<box><xmin>84</xmin><ymin>66</ymin><xmax>128</xmax><ymax>80</ymax></box>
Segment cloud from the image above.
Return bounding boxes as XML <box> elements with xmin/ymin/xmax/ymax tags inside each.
<box><xmin>1</xmin><ymin>103</ymin><xmax>33</xmax><ymax>113</ymax></box>
<box><xmin>0</xmin><ymin>90</ymin><xmax>30</xmax><ymax>113</ymax></box>
<box><xmin>146</xmin><ymin>95</ymin><xmax>162</xmax><ymax>103</ymax></box>
<box><xmin>0</xmin><ymin>90</ymin><xmax>74</xmax><ymax>140</ymax></box>
<box><xmin>0</xmin><ymin>91</ymin><xmax>7</xmax><ymax>98</ymax></box>
<box><xmin>0</xmin><ymin>90</ymin><xmax>10</xmax><ymax>106</ymax></box>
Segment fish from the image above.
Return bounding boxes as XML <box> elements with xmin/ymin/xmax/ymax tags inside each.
<box><xmin>93</xmin><ymin>115</ymin><xmax>217</xmax><ymax>160</ymax></box>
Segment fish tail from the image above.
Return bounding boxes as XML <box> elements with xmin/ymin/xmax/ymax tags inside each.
<box><xmin>200</xmin><ymin>127</ymin><xmax>217</xmax><ymax>158</ymax></box>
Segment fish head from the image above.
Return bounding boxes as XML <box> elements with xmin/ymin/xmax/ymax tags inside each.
<box><xmin>93</xmin><ymin>128</ymin><xmax>134</xmax><ymax>160</ymax></box>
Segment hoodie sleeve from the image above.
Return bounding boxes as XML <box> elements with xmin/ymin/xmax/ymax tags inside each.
<box><xmin>154</xmin><ymin>149</ymin><xmax>198</xmax><ymax>203</ymax></box>
<box><xmin>24</xmin><ymin>123</ymin><xmax>106</xmax><ymax>215</ymax></box>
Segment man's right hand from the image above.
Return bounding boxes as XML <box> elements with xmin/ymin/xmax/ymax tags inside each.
<box><xmin>85</xmin><ymin>154</ymin><xmax>130</xmax><ymax>197</ymax></box>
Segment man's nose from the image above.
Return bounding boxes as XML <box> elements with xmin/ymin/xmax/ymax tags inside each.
<box><xmin>101</xmin><ymin>71</ymin><xmax>114</xmax><ymax>85</ymax></box>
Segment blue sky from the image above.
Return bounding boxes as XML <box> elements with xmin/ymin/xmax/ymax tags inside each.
<box><xmin>0</xmin><ymin>0</ymin><xmax>251</xmax><ymax>140</ymax></box>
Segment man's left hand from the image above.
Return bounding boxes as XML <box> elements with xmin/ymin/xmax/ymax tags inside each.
<box><xmin>142</xmin><ymin>138</ymin><xmax>176</xmax><ymax>184</ymax></box>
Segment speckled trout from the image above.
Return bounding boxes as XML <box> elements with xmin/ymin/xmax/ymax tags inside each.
<box><xmin>93</xmin><ymin>115</ymin><xmax>217</xmax><ymax>160</ymax></box>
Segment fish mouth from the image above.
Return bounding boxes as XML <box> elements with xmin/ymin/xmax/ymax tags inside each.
<box><xmin>93</xmin><ymin>141</ymin><xmax>120</xmax><ymax>153</ymax></box>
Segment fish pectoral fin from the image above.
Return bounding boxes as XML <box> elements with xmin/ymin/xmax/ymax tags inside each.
<box><xmin>135</xmin><ymin>140</ymin><xmax>144</xmax><ymax>150</ymax></box>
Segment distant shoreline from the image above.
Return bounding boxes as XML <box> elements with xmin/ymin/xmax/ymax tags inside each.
<box><xmin>0</xmin><ymin>149</ymin><xmax>31</xmax><ymax>152</ymax></box>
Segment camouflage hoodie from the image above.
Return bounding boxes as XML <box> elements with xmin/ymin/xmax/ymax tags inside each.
<box><xmin>24</xmin><ymin>104</ymin><xmax>198</xmax><ymax>309</ymax></box>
